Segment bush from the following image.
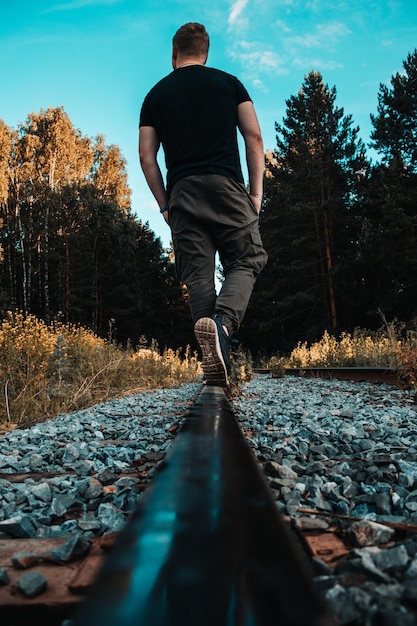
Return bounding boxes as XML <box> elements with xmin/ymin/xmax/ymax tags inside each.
<box><xmin>0</xmin><ymin>311</ymin><xmax>200</xmax><ymax>428</ymax></box>
<box><xmin>266</xmin><ymin>321</ymin><xmax>417</xmax><ymax>390</ymax></box>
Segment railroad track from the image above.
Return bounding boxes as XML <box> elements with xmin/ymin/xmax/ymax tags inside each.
<box><xmin>1</xmin><ymin>369</ymin><xmax>412</xmax><ymax>625</ymax></box>
<box><xmin>256</xmin><ymin>366</ymin><xmax>401</xmax><ymax>386</ymax></box>
<box><xmin>73</xmin><ymin>384</ymin><xmax>334</xmax><ymax>625</ymax></box>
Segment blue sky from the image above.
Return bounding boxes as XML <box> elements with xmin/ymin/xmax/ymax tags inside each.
<box><xmin>1</xmin><ymin>0</ymin><xmax>417</xmax><ymax>248</ymax></box>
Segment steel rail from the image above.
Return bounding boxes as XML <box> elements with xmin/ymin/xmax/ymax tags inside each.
<box><xmin>284</xmin><ymin>367</ymin><xmax>400</xmax><ymax>385</ymax></box>
<box><xmin>254</xmin><ymin>367</ymin><xmax>401</xmax><ymax>385</ymax></box>
<box><xmin>75</xmin><ymin>384</ymin><xmax>335</xmax><ymax>626</ymax></box>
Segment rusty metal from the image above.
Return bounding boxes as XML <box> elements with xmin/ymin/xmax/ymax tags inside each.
<box><xmin>286</xmin><ymin>367</ymin><xmax>401</xmax><ymax>385</ymax></box>
<box><xmin>253</xmin><ymin>367</ymin><xmax>401</xmax><ymax>385</ymax></box>
<box><xmin>297</xmin><ymin>507</ymin><xmax>417</xmax><ymax>534</ymax></box>
<box><xmin>75</xmin><ymin>384</ymin><xmax>335</xmax><ymax>626</ymax></box>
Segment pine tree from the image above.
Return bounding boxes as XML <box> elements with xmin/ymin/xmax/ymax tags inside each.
<box><xmin>354</xmin><ymin>161</ymin><xmax>417</xmax><ymax>324</ymax></box>
<box><xmin>370</xmin><ymin>49</ymin><xmax>417</xmax><ymax>172</ymax></box>
<box><xmin>358</xmin><ymin>49</ymin><xmax>417</xmax><ymax>323</ymax></box>
<box><xmin>245</xmin><ymin>71</ymin><xmax>367</xmax><ymax>355</ymax></box>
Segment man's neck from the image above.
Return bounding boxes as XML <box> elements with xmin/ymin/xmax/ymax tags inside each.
<box><xmin>174</xmin><ymin>57</ymin><xmax>205</xmax><ymax>70</ymax></box>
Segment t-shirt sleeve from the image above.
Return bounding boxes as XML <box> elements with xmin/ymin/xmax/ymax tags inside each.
<box><xmin>234</xmin><ymin>76</ymin><xmax>252</xmax><ymax>105</ymax></box>
<box><xmin>139</xmin><ymin>92</ymin><xmax>154</xmax><ymax>127</ymax></box>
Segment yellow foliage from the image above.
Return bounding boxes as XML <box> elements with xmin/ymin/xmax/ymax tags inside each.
<box><xmin>0</xmin><ymin>310</ymin><xmax>200</xmax><ymax>427</ymax></box>
<box><xmin>0</xmin><ymin>311</ymin><xmax>55</xmax><ymax>377</ymax></box>
<box><xmin>284</xmin><ymin>327</ymin><xmax>405</xmax><ymax>369</ymax></box>
<box><xmin>267</xmin><ymin>322</ymin><xmax>417</xmax><ymax>391</ymax></box>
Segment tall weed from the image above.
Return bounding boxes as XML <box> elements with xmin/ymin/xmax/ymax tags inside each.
<box><xmin>267</xmin><ymin>320</ymin><xmax>417</xmax><ymax>390</ymax></box>
<box><xmin>0</xmin><ymin>311</ymin><xmax>200</xmax><ymax>428</ymax></box>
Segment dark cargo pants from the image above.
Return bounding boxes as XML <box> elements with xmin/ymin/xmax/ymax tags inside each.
<box><xmin>168</xmin><ymin>174</ymin><xmax>268</xmax><ymax>336</ymax></box>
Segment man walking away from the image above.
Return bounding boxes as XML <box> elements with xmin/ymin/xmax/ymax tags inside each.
<box><xmin>139</xmin><ymin>22</ymin><xmax>268</xmax><ymax>387</ymax></box>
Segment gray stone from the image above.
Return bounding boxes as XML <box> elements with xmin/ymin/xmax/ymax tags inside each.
<box><xmin>0</xmin><ymin>567</ymin><xmax>10</xmax><ymax>585</ymax></box>
<box><xmin>2</xmin><ymin>376</ymin><xmax>417</xmax><ymax>622</ymax></box>
<box><xmin>15</xmin><ymin>571</ymin><xmax>47</xmax><ymax>598</ymax></box>
<box><xmin>97</xmin><ymin>502</ymin><xmax>126</xmax><ymax>532</ymax></box>
<box><xmin>375</xmin><ymin>492</ymin><xmax>392</xmax><ymax>515</ymax></box>
<box><xmin>49</xmin><ymin>535</ymin><xmax>91</xmax><ymax>562</ymax></box>
<box><xmin>0</xmin><ymin>514</ymin><xmax>37</xmax><ymax>538</ymax></box>
<box><xmin>325</xmin><ymin>584</ymin><xmax>372</xmax><ymax>624</ymax></box>
<box><xmin>31</xmin><ymin>482</ymin><xmax>52</xmax><ymax>503</ymax></box>
<box><xmin>372</xmin><ymin>544</ymin><xmax>410</xmax><ymax>572</ymax></box>
<box><xmin>28</xmin><ymin>453</ymin><xmax>44</xmax><ymax>470</ymax></box>
<box><xmin>404</xmin><ymin>554</ymin><xmax>417</xmax><ymax>579</ymax></box>
<box><xmin>349</xmin><ymin>519</ymin><xmax>395</xmax><ymax>547</ymax></box>
<box><xmin>49</xmin><ymin>496</ymin><xmax>68</xmax><ymax>518</ymax></box>
<box><xmin>294</xmin><ymin>516</ymin><xmax>330</xmax><ymax>530</ymax></box>
<box><xmin>11</xmin><ymin>551</ymin><xmax>41</xmax><ymax>569</ymax></box>
<box><xmin>351</xmin><ymin>548</ymin><xmax>391</xmax><ymax>583</ymax></box>
<box><xmin>264</xmin><ymin>461</ymin><xmax>298</xmax><ymax>480</ymax></box>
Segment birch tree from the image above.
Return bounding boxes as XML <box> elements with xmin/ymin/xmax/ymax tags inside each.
<box><xmin>0</xmin><ymin>121</ymin><xmax>10</xmax><ymax>301</ymax></box>
<box><xmin>15</xmin><ymin>107</ymin><xmax>92</xmax><ymax>319</ymax></box>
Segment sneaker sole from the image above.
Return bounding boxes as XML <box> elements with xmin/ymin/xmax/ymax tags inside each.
<box><xmin>194</xmin><ymin>317</ymin><xmax>229</xmax><ymax>387</ymax></box>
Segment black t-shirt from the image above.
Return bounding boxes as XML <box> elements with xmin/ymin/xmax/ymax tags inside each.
<box><xmin>139</xmin><ymin>65</ymin><xmax>252</xmax><ymax>195</ymax></box>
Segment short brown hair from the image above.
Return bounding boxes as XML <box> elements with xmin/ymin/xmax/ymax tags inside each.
<box><xmin>173</xmin><ymin>23</ymin><xmax>209</xmax><ymax>58</ymax></box>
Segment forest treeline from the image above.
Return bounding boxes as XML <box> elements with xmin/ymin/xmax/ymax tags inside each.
<box><xmin>1</xmin><ymin>49</ymin><xmax>417</xmax><ymax>358</ymax></box>
<box><xmin>0</xmin><ymin>107</ymin><xmax>193</xmax><ymax>351</ymax></box>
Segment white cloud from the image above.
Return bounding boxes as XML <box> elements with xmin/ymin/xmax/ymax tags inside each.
<box><xmin>228</xmin><ymin>40</ymin><xmax>288</xmax><ymax>86</ymax></box>
<box><xmin>252</xmin><ymin>77</ymin><xmax>269</xmax><ymax>93</ymax></box>
<box><xmin>317</xmin><ymin>21</ymin><xmax>351</xmax><ymax>40</ymax></box>
<box><xmin>225</xmin><ymin>4</ymin><xmax>351</xmax><ymax>90</ymax></box>
<box><xmin>287</xmin><ymin>21</ymin><xmax>350</xmax><ymax>50</ymax></box>
<box><xmin>228</xmin><ymin>0</ymin><xmax>250</xmax><ymax>27</ymax></box>
<box><xmin>273</xmin><ymin>19</ymin><xmax>292</xmax><ymax>34</ymax></box>
<box><xmin>291</xmin><ymin>56</ymin><xmax>343</xmax><ymax>71</ymax></box>
<box><xmin>47</xmin><ymin>0</ymin><xmax>119</xmax><ymax>11</ymax></box>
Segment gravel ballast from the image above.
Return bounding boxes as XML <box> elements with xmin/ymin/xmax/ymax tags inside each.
<box><xmin>1</xmin><ymin>374</ymin><xmax>417</xmax><ymax>625</ymax></box>
<box><xmin>232</xmin><ymin>375</ymin><xmax>417</xmax><ymax>625</ymax></box>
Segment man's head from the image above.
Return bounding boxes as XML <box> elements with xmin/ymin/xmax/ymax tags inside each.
<box><xmin>172</xmin><ymin>23</ymin><xmax>209</xmax><ymax>68</ymax></box>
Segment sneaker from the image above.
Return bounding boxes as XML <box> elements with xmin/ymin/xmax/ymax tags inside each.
<box><xmin>194</xmin><ymin>316</ymin><xmax>231</xmax><ymax>387</ymax></box>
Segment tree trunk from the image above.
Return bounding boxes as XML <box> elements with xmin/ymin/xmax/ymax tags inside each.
<box><xmin>44</xmin><ymin>200</ymin><xmax>50</xmax><ymax>321</ymax></box>
<box><xmin>65</xmin><ymin>232</ymin><xmax>70</xmax><ymax>323</ymax></box>
<box><xmin>320</xmin><ymin>175</ymin><xmax>337</xmax><ymax>332</ymax></box>
<box><xmin>16</xmin><ymin>203</ymin><xmax>28</xmax><ymax>311</ymax></box>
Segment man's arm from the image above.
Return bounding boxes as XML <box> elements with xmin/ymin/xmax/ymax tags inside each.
<box><xmin>237</xmin><ymin>101</ymin><xmax>264</xmax><ymax>214</ymax></box>
<box><xmin>138</xmin><ymin>126</ymin><xmax>169</xmax><ymax>221</ymax></box>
